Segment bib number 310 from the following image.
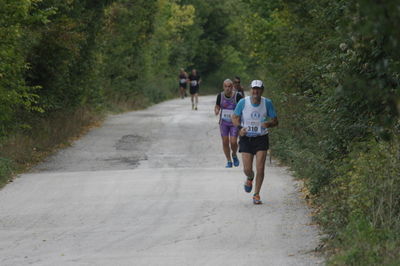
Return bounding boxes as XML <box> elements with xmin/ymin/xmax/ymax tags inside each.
<box><xmin>244</xmin><ymin>120</ymin><xmax>261</xmax><ymax>135</ymax></box>
<box><xmin>247</xmin><ymin>125</ymin><xmax>259</xmax><ymax>132</ymax></box>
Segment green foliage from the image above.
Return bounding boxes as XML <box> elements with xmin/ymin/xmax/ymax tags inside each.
<box><xmin>236</xmin><ymin>0</ymin><xmax>400</xmax><ymax>262</ymax></box>
<box><xmin>206</xmin><ymin>44</ymin><xmax>249</xmax><ymax>88</ymax></box>
<box><xmin>0</xmin><ymin>157</ymin><xmax>12</xmax><ymax>187</ymax></box>
<box><xmin>180</xmin><ymin>0</ymin><xmax>250</xmax><ymax>88</ymax></box>
<box><xmin>100</xmin><ymin>0</ymin><xmax>157</xmax><ymax>103</ymax></box>
<box><xmin>101</xmin><ymin>0</ymin><xmax>198</xmax><ymax>106</ymax></box>
<box><xmin>0</xmin><ymin>0</ymin><xmax>48</xmax><ymax>134</ymax></box>
<box><xmin>320</xmin><ymin>136</ymin><xmax>400</xmax><ymax>232</ymax></box>
<box><xmin>0</xmin><ymin>0</ymin><xmax>202</xmax><ymax>135</ymax></box>
<box><xmin>26</xmin><ymin>0</ymin><xmax>111</xmax><ymax>112</ymax></box>
<box><xmin>329</xmin><ymin>217</ymin><xmax>399</xmax><ymax>265</ymax></box>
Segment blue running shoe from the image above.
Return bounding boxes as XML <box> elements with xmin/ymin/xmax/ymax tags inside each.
<box><xmin>225</xmin><ymin>161</ymin><xmax>233</xmax><ymax>168</ymax></box>
<box><xmin>232</xmin><ymin>156</ymin><xmax>239</xmax><ymax>167</ymax></box>
<box><xmin>253</xmin><ymin>193</ymin><xmax>262</xmax><ymax>204</ymax></box>
<box><xmin>244</xmin><ymin>178</ymin><xmax>253</xmax><ymax>193</ymax></box>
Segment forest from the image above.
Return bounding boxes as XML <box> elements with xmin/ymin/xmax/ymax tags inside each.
<box><xmin>1</xmin><ymin>0</ymin><xmax>399</xmax><ymax>264</ymax></box>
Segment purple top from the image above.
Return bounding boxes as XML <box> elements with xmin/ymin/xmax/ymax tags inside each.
<box><xmin>218</xmin><ymin>92</ymin><xmax>240</xmax><ymax>125</ymax></box>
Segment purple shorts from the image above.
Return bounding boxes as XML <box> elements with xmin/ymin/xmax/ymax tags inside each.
<box><xmin>220</xmin><ymin>120</ymin><xmax>239</xmax><ymax>137</ymax></box>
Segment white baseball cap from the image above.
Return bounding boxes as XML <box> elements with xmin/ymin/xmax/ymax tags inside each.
<box><xmin>251</xmin><ymin>80</ymin><xmax>264</xmax><ymax>89</ymax></box>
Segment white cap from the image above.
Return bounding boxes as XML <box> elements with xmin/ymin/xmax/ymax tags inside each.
<box><xmin>251</xmin><ymin>80</ymin><xmax>264</xmax><ymax>88</ymax></box>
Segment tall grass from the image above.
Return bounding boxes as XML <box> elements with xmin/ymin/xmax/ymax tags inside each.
<box><xmin>320</xmin><ymin>134</ymin><xmax>400</xmax><ymax>265</ymax></box>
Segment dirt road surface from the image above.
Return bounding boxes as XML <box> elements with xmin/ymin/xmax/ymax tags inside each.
<box><xmin>0</xmin><ymin>96</ymin><xmax>323</xmax><ymax>265</ymax></box>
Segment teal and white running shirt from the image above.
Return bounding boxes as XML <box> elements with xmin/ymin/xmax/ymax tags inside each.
<box><xmin>233</xmin><ymin>96</ymin><xmax>277</xmax><ymax>137</ymax></box>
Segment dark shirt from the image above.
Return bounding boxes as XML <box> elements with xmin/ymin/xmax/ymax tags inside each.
<box><xmin>235</xmin><ymin>85</ymin><xmax>245</xmax><ymax>96</ymax></box>
<box><xmin>189</xmin><ymin>74</ymin><xmax>200</xmax><ymax>88</ymax></box>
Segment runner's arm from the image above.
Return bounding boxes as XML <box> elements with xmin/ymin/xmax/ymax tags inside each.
<box><xmin>215</xmin><ymin>94</ymin><xmax>221</xmax><ymax>115</ymax></box>
<box><xmin>231</xmin><ymin>114</ymin><xmax>241</xmax><ymax>126</ymax></box>
<box><xmin>214</xmin><ymin>105</ymin><xmax>220</xmax><ymax>116</ymax></box>
<box><xmin>233</xmin><ymin>99</ymin><xmax>247</xmax><ymax>136</ymax></box>
<box><xmin>262</xmin><ymin>117</ymin><xmax>279</xmax><ymax>128</ymax></box>
<box><xmin>232</xmin><ymin>99</ymin><xmax>245</xmax><ymax>126</ymax></box>
<box><xmin>232</xmin><ymin>114</ymin><xmax>247</xmax><ymax>136</ymax></box>
<box><xmin>262</xmin><ymin>99</ymin><xmax>279</xmax><ymax>128</ymax></box>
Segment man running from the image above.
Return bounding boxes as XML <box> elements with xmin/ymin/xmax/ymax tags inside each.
<box><xmin>178</xmin><ymin>68</ymin><xmax>188</xmax><ymax>99</ymax></box>
<box><xmin>215</xmin><ymin>79</ymin><xmax>243</xmax><ymax>168</ymax></box>
<box><xmin>232</xmin><ymin>80</ymin><xmax>278</xmax><ymax>204</ymax></box>
<box><xmin>233</xmin><ymin>76</ymin><xmax>245</xmax><ymax>96</ymax></box>
<box><xmin>188</xmin><ymin>69</ymin><xmax>201</xmax><ymax>110</ymax></box>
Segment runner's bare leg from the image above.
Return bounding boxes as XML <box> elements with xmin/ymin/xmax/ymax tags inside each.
<box><xmin>242</xmin><ymin>153</ymin><xmax>254</xmax><ymax>179</ymax></box>
<box><xmin>254</xmin><ymin>150</ymin><xmax>267</xmax><ymax>194</ymax></box>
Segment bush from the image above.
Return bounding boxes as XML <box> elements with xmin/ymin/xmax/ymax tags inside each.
<box><xmin>320</xmin><ymin>134</ymin><xmax>400</xmax><ymax>264</ymax></box>
<box><xmin>0</xmin><ymin>157</ymin><xmax>13</xmax><ymax>187</ymax></box>
<box><xmin>330</xmin><ymin>217</ymin><xmax>399</xmax><ymax>265</ymax></box>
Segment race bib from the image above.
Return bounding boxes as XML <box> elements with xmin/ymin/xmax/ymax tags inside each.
<box><xmin>190</xmin><ymin>80</ymin><xmax>198</xmax><ymax>86</ymax></box>
<box><xmin>221</xmin><ymin>109</ymin><xmax>234</xmax><ymax>122</ymax></box>
<box><xmin>243</xmin><ymin>119</ymin><xmax>261</xmax><ymax>136</ymax></box>
<box><xmin>180</xmin><ymin>79</ymin><xmax>186</xmax><ymax>83</ymax></box>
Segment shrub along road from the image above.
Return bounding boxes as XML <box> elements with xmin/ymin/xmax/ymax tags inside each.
<box><xmin>0</xmin><ymin>96</ymin><xmax>323</xmax><ymax>265</ymax></box>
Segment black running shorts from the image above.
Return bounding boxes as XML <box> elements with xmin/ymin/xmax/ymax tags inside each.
<box><xmin>239</xmin><ymin>135</ymin><xmax>269</xmax><ymax>155</ymax></box>
<box><xmin>190</xmin><ymin>86</ymin><xmax>199</xmax><ymax>95</ymax></box>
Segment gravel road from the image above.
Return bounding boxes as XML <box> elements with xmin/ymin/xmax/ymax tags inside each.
<box><xmin>0</xmin><ymin>96</ymin><xmax>323</xmax><ymax>265</ymax></box>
